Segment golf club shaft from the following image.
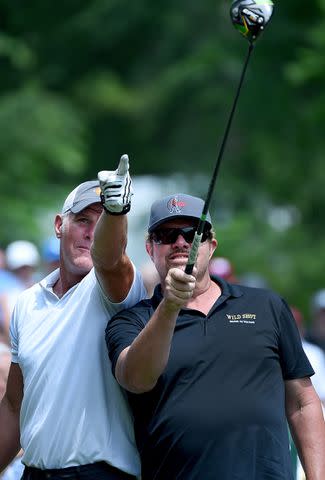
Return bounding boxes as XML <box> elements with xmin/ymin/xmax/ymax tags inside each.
<box><xmin>185</xmin><ymin>42</ymin><xmax>254</xmax><ymax>275</ymax></box>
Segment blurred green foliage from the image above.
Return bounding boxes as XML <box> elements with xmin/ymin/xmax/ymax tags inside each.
<box><xmin>0</xmin><ymin>0</ymin><xmax>324</xmax><ymax>317</ymax></box>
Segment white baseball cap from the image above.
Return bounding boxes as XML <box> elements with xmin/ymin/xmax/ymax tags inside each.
<box><xmin>6</xmin><ymin>240</ymin><xmax>40</xmax><ymax>270</ymax></box>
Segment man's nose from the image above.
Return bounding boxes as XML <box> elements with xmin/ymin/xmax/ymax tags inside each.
<box><xmin>85</xmin><ymin>225</ymin><xmax>95</xmax><ymax>240</ymax></box>
<box><xmin>172</xmin><ymin>234</ymin><xmax>189</xmax><ymax>246</ymax></box>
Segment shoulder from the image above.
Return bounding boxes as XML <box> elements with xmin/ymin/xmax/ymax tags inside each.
<box><xmin>237</xmin><ymin>283</ymin><xmax>281</xmax><ymax>300</ymax></box>
<box><xmin>12</xmin><ymin>281</ymin><xmax>42</xmax><ymax>306</ymax></box>
<box><xmin>109</xmin><ymin>297</ymin><xmax>154</xmax><ymax>325</ymax></box>
<box><xmin>227</xmin><ymin>281</ymin><xmax>291</xmax><ymax>331</ymax></box>
<box><xmin>115</xmin><ymin>297</ymin><xmax>154</xmax><ymax>316</ymax></box>
<box><xmin>230</xmin><ymin>281</ymin><xmax>285</xmax><ymax>309</ymax></box>
<box><xmin>95</xmin><ymin>264</ymin><xmax>147</xmax><ymax>310</ymax></box>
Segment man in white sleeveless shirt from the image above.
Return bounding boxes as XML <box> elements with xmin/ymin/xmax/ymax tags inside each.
<box><xmin>0</xmin><ymin>155</ymin><xmax>147</xmax><ymax>480</ymax></box>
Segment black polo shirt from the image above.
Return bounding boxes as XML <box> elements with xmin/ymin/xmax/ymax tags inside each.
<box><xmin>106</xmin><ymin>277</ymin><xmax>314</xmax><ymax>480</ymax></box>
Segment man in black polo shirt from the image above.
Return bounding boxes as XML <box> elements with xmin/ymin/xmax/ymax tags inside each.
<box><xmin>106</xmin><ymin>193</ymin><xmax>325</xmax><ymax>480</ymax></box>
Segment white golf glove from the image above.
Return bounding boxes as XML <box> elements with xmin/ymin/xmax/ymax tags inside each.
<box><xmin>98</xmin><ymin>154</ymin><xmax>133</xmax><ymax>215</ymax></box>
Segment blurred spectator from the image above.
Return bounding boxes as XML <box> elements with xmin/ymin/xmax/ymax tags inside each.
<box><xmin>0</xmin><ymin>249</ymin><xmax>5</xmax><ymax>270</ymax></box>
<box><xmin>290</xmin><ymin>304</ymin><xmax>325</xmax><ymax>479</ymax></box>
<box><xmin>0</xmin><ymin>249</ymin><xmax>22</xmax><ymax>295</ymax></box>
<box><xmin>0</xmin><ymin>247</ymin><xmax>23</xmax><ymax>343</ymax></box>
<box><xmin>0</xmin><ymin>298</ymin><xmax>11</xmax><ymax>346</ymax></box>
<box><xmin>0</xmin><ymin>343</ymin><xmax>24</xmax><ymax>480</ymax></box>
<box><xmin>291</xmin><ymin>306</ymin><xmax>325</xmax><ymax>407</ymax></box>
<box><xmin>209</xmin><ymin>257</ymin><xmax>237</xmax><ymax>282</ymax></box>
<box><xmin>6</xmin><ymin>240</ymin><xmax>40</xmax><ymax>288</ymax></box>
<box><xmin>0</xmin><ymin>241</ymin><xmax>40</xmax><ymax>344</ymax></box>
<box><xmin>0</xmin><ymin>332</ymin><xmax>8</xmax><ymax>347</ymax></box>
<box><xmin>41</xmin><ymin>236</ymin><xmax>60</xmax><ymax>274</ymax></box>
<box><xmin>238</xmin><ymin>272</ymin><xmax>269</xmax><ymax>289</ymax></box>
<box><xmin>0</xmin><ymin>342</ymin><xmax>11</xmax><ymax>400</ymax></box>
<box><xmin>305</xmin><ymin>289</ymin><xmax>325</xmax><ymax>354</ymax></box>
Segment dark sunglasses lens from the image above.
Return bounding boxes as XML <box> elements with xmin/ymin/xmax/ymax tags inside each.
<box><xmin>152</xmin><ymin>227</ymin><xmax>211</xmax><ymax>244</ymax></box>
<box><xmin>181</xmin><ymin>228</ymin><xmax>196</xmax><ymax>243</ymax></box>
<box><xmin>152</xmin><ymin>227</ymin><xmax>196</xmax><ymax>244</ymax></box>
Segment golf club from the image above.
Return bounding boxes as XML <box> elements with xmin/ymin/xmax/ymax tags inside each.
<box><xmin>185</xmin><ymin>0</ymin><xmax>274</xmax><ymax>275</ymax></box>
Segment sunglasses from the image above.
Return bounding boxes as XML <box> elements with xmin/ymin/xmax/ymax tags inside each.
<box><xmin>150</xmin><ymin>226</ymin><xmax>212</xmax><ymax>245</ymax></box>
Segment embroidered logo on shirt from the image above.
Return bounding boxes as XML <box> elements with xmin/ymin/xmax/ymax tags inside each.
<box><xmin>226</xmin><ymin>313</ymin><xmax>256</xmax><ymax>324</ymax></box>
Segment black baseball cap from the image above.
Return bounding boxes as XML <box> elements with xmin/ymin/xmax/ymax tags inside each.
<box><xmin>148</xmin><ymin>193</ymin><xmax>212</xmax><ymax>233</ymax></box>
<box><xmin>62</xmin><ymin>180</ymin><xmax>102</xmax><ymax>214</ymax></box>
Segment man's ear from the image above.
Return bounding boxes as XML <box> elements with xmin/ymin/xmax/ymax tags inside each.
<box><xmin>209</xmin><ymin>238</ymin><xmax>218</xmax><ymax>260</ymax></box>
<box><xmin>54</xmin><ymin>215</ymin><xmax>63</xmax><ymax>238</ymax></box>
<box><xmin>145</xmin><ymin>241</ymin><xmax>153</xmax><ymax>260</ymax></box>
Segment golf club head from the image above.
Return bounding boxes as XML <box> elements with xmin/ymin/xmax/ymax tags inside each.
<box><xmin>230</xmin><ymin>0</ymin><xmax>274</xmax><ymax>43</ymax></box>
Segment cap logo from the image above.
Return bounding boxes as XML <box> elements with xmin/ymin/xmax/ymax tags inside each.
<box><xmin>167</xmin><ymin>196</ymin><xmax>185</xmax><ymax>214</ymax></box>
<box><xmin>94</xmin><ymin>187</ymin><xmax>101</xmax><ymax>196</ymax></box>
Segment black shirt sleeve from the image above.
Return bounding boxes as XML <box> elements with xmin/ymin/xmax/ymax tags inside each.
<box><xmin>105</xmin><ymin>302</ymin><xmax>152</xmax><ymax>376</ymax></box>
<box><xmin>277</xmin><ymin>298</ymin><xmax>314</xmax><ymax>380</ymax></box>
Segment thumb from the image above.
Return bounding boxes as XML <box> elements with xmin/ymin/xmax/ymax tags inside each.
<box><xmin>117</xmin><ymin>154</ymin><xmax>129</xmax><ymax>175</ymax></box>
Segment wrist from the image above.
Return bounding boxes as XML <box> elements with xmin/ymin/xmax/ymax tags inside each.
<box><xmin>161</xmin><ymin>298</ymin><xmax>182</xmax><ymax>316</ymax></box>
<box><xmin>102</xmin><ymin>204</ymin><xmax>131</xmax><ymax>215</ymax></box>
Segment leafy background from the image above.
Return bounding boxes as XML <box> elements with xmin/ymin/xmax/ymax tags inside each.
<box><xmin>0</xmin><ymin>0</ymin><xmax>324</xmax><ymax>318</ymax></box>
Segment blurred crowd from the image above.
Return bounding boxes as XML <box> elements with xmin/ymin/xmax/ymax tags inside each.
<box><xmin>0</xmin><ymin>237</ymin><xmax>60</xmax><ymax>480</ymax></box>
<box><xmin>0</xmin><ymin>238</ymin><xmax>60</xmax><ymax>347</ymax></box>
<box><xmin>1</xmin><ymin>245</ymin><xmax>325</xmax><ymax>480</ymax></box>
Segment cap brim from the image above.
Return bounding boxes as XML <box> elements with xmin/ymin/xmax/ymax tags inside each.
<box><xmin>69</xmin><ymin>199</ymin><xmax>102</xmax><ymax>213</ymax></box>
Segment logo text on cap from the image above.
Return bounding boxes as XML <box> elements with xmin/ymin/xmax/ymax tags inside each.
<box><xmin>167</xmin><ymin>196</ymin><xmax>186</xmax><ymax>214</ymax></box>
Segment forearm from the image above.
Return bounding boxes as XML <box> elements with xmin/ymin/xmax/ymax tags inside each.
<box><xmin>91</xmin><ymin>212</ymin><xmax>133</xmax><ymax>302</ymax></box>
<box><xmin>116</xmin><ymin>300</ymin><xmax>179</xmax><ymax>393</ymax></box>
<box><xmin>93</xmin><ymin>153</ymin><xmax>132</xmax><ymax>273</ymax></box>
<box><xmin>91</xmin><ymin>212</ymin><xmax>127</xmax><ymax>271</ymax></box>
<box><xmin>288</xmin><ymin>399</ymin><xmax>325</xmax><ymax>479</ymax></box>
<box><xmin>0</xmin><ymin>397</ymin><xmax>21</xmax><ymax>472</ymax></box>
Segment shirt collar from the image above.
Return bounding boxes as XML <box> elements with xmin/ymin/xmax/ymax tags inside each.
<box><xmin>151</xmin><ymin>274</ymin><xmax>243</xmax><ymax>308</ymax></box>
<box><xmin>39</xmin><ymin>268</ymin><xmax>60</xmax><ymax>291</ymax></box>
<box><xmin>210</xmin><ymin>274</ymin><xmax>243</xmax><ymax>299</ymax></box>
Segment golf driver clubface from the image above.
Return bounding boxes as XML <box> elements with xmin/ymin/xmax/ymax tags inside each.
<box><xmin>185</xmin><ymin>0</ymin><xmax>274</xmax><ymax>275</ymax></box>
<box><xmin>231</xmin><ymin>0</ymin><xmax>274</xmax><ymax>43</ymax></box>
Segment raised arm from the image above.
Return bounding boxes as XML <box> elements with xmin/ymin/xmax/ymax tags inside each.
<box><xmin>0</xmin><ymin>363</ymin><xmax>23</xmax><ymax>472</ymax></box>
<box><xmin>114</xmin><ymin>268</ymin><xmax>196</xmax><ymax>393</ymax></box>
<box><xmin>285</xmin><ymin>377</ymin><xmax>325</xmax><ymax>480</ymax></box>
<box><xmin>91</xmin><ymin>154</ymin><xmax>134</xmax><ymax>302</ymax></box>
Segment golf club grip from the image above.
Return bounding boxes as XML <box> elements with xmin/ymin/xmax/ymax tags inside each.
<box><xmin>185</xmin><ymin>231</ymin><xmax>203</xmax><ymax>274</ymax></box>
